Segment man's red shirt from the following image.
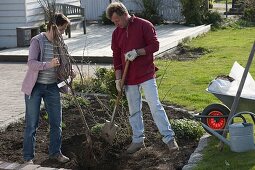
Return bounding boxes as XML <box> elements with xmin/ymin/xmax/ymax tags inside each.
<box><xmin>111</xmin><ymin>15</ymin><xmax>159</xmax><ymax>85</ymax></box>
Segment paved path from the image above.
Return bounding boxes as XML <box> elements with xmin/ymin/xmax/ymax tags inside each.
<box><xmin>0</xmin><ymin>23</ymin><xmax>210</xmax><ymax>131</ymax></box>
<box><xmin>0</xmin><ymin>62</ymin><xmax>26</xmax><ymax>131</ymax></box>
<box><xmin>0</xmin><ymin>23</ymin><xmax>210</xmax><ymax>169</ymax></box>
<box><xmin>0</xmin><ymin>23</ymin><xmax>210</xmax><ymax>63</ymax></box>
<box><xmin>0</xmin><ymin>63</ymin><xmax>110</xmax><ymax>131</ymax></box>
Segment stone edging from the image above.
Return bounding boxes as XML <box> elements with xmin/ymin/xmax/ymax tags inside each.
<box><xmin>182</xmin><ymin>134</ymin><xmax>210</xmax><ymax>170</ymax></box>
<box><xmin>162</xmin><ymin>103</ymin><xmax>210</xmax><ymax>170</ymax></box>
<box><xmin>0</xmin><ymin>160</ymin><xmax>70</xmax><ymax>170</ymax></box>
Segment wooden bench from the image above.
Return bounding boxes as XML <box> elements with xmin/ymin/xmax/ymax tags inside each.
<box><xmin>55</xmin><ymin>3</ymin><xmax>86</xmax><ymax>38</ymax></box>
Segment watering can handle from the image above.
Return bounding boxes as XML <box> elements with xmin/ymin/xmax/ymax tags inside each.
<box><xmin>227</xmin><ymin>111</ymin><xmax>255</xmax><ymax>127</ymax></box>
<box><xmin>110</xmin><ymin>61</ymin><xmax>130</xmax><ymax>123</ymax></box>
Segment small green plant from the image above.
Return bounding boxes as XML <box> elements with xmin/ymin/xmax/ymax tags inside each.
<box><xmin>170</xmin><ymin>119</ymin><xmax>204</xmax><ymax>141</ymax></box>
<box><xmin>91</xmin><ymin>123</ymin><xmax>105</xmax><ymax>135</ymax></box>
<box><xmin>62</xmin><ymin>94</ymin><xmax>89</xmax><ymax>109</ymax></box>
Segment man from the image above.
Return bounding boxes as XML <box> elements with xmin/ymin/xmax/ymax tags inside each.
<box><xmin>106</xmin><ymin>2</ymin><xmax>179</xmax><ymax>154</ymax></box>
<box><xmin>21</xmin><ymin>13</ymin><xmax>71</xmax><ymax>164</ymax></box>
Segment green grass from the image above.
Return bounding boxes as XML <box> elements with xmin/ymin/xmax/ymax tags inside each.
<box><xmin>155</xmin><ymin>27</ymin><xmax>255</xmax><ymax>169</ymax></box>
<box><xmin>156</xmin><ymin>28</ymin><xmax>255</xmax><ymax>111</ymax></box>
<box><xmin>194</xmin><ymin>136</ymin><xmax>255</xmax><ymax>170</ymax></box>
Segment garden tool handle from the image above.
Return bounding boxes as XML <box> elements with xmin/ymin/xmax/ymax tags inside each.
<box><xmin>110</xmin><ymin>61</ymin><xmax>130</xmax><ymax>123</ymax></box>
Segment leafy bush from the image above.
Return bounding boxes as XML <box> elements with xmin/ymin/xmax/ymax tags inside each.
<box><xmin>100</xmin><ymin>68</ymin><xmax>118</xmax><ymax>97</ymax></box>
<box><xmin>133</xmin><ymin>0</ymin><xmax>164</xmax><ymax>25</ymax></box>
<box><xmin>136</xmin><ymin>12</ymin><xmax>163</xmax><ymax>25</ymax></box>
<box><xmin>242</xmin><ymin>0</ymin><xmax>255</xmax><ymax>22</ymax></box>
<box><xmin>170</xmin><ymin>118</ymin><xmax>204</xmax><ymax>141</ymax></box>
<box><xmin>180</xmin><ymin>0</ymin><xmax>207</xmax><ymax>26</ymax></box>
<box><xmin>101</xmin><ymin>11</ymin><xmax>113</xmax><ymax>25</ymax></box>
<box><xmin>243</xmin><ymin>8</ymin><xmax>255</xmax><ymax>22</ymax></box>
<box><xmin>203</xmin><ymin>11</ymin><xmax>223</xmax><ymax>28</ymax></box>
<box><xmin>73</xmin><ymin>67</ymin><xmax>117</xmax><ymax>97</ymax></box>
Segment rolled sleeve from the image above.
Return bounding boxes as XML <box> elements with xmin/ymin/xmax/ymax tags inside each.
<box><xmin>111</xmin><ymin>32</ymin><xmax>123</xmax><ymax>71</ymax></box>
<box><xmin>143</xmin><ymin>23</ymin><xmax>159</xmax><ymax>54</ymax></box>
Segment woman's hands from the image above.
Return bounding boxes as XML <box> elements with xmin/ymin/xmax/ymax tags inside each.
<box><xmin>50</xmin><ymin>58</ymin><xmax>60</xmax><ymax>67</ymax></box>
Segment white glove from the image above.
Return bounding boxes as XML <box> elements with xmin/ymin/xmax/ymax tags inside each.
<box><xmin>115</xmin><ymin>79</ymin><xmax>121</xmax><ymax>92</ymax></box>
<box><xmin>125</xmin><ymin>49</ymin><xmax>138</xmax><ymax>61</ymax></box>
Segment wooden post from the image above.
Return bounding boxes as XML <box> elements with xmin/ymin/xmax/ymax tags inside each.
<box><xmin>232</xmin><ymin>0</ymin><xmax>236</xmax><ymax>7</ymax></box>
<box><xmin>225</xmin><ymin>0</ymin><xmax>228</xmax><ymax>18</ymax></box>
<box><xmin>205</xmin><ymin>0</ymin><xmax>209</xmax><ymax>11</ymax></box>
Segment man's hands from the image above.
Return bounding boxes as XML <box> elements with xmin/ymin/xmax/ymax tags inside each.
<box><xmin>125</xmin><ymin>49</ymin><xmax>138</xmax><ymax>61</ymax></box>
<box><xmin>115</xmin><ymin>79</ymin><xmax>121</xmax><ymax>92</ymax></box>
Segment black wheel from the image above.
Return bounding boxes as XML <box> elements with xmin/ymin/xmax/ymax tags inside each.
<box><xmin>201</xmin><ymin>103</ymin><xmax>230</xmax><ymax>135</ymax></box>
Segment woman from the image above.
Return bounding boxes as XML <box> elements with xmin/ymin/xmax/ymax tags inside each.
<box><xmin>21</xmin><ymin>13</ymin><xmax>71</xmax><ymax>164</ymax></box>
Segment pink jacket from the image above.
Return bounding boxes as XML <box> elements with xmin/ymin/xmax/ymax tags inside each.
<box><xmin>21</xmin><ymin>33</ymin><xmax>68</xmax><ymax>96</ymax></box>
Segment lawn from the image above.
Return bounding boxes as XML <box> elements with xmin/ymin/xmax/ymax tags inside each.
<box><xmin>155</xmin><ymin>27</ymin><xmax>255</xmax><ymax>169</ymax></box>
<box><xmin>156</xmin><ymin>28</ymin><xmax>255</xmax><ymax>111</ymax></box>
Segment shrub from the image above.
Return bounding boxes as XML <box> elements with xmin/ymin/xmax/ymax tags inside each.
<box><xmin>91</xmin><ymin>123</ymin><xmax>105</xmax><ymax>135</ymax></box>
<box><xmin>243</xmin><ymin>8</ymin><xmax>255</xmax><ymax>22</ymax></box>
<box><xmin>101</xmin><ymin>11</ymin><xmax>113</xmax><ymax>25</ymax></box>
<box><xmin>73</xmin><ymin>67</ymin><xmax>117</xmax><ymax>97</ymax></box>
<box><xmin>100</xmin><ymin>68</ymin><xmax>118</xmax><ymax>97</ymax></box>
<box><xmin>170</xmin><ymin>118</ymin><xmax>204</xmax><ymax>141</ymax></box>
<box><xmin>180</xmin><ymin>0</ymin><xmax>207</xmax><ymax>26</ymax></box>
<box><xmin>203</xmin><ymin>10</ymin><xmax>223</xmax><ymax>28</ymax></box>
<box><xmin>134</xmin><ymin>0</ymin><xmax>164</xmax><ymax>25</ymax></box>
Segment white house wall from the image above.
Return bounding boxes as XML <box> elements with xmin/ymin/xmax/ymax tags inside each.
<box><xmin>159</xmin><ymin>0</ymin><xmax>183</xmax><ymax>21</ymax></box>
<box><xmin>0</xmin><ymin>0</ymin><xmax>26</xmax><ymax>48</ymax></box>
<box><xmin>0</xmin><ymin>0</ymin><xmax>80</xmax><ymax>48</ymax></box>
<box><xmin>81</xmin><ymin>0</ymin><xmax>183</xmax><ymax>22</ymax></box>
<box><xmin>81</xmin><ymin>0</ymin><xmax>109</xmax><ymax>21</ymax></box>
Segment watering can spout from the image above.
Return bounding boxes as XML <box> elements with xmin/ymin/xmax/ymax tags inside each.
<box><xmin>202</xmin><ymin>123</ymin><xmax>230</xmax><ymax>146</ymax></box>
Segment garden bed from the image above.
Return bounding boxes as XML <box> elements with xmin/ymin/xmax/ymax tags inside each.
<box><xmin>0</xmin><ymin>44</ymin><xmax>207</xmax><ymax>169</ymax></box>
<box><xmin>0</xmin><ymin>95</ymin><xmax>199</xmax><ymax>170</ymax></box>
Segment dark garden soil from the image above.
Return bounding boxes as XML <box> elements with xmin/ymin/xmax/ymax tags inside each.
<box><xmin>0</xmin><ymin>45</ymin><xmax>207</xmax><ymax>170</ymax></box>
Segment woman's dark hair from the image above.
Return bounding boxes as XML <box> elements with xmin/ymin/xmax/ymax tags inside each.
<box><xmin>47</xmin><ymin>13</ymin><xmax>70</xmax><ymax>31</ymax></box>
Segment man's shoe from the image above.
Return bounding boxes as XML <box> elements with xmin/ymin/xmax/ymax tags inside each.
<box><xmin>127</xmin><ymin>142</ymin><xmax>145</xmax><ymax>154</ymax></box>
<box><xmin>50</xmin><ymin>153</ymin><xmax>70</xmax><ymax>163</ymax></box>
<box><xmin>167</xmin><ymin>138</ymin><xmax>179</xmax><ymax>152</ymax></box>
